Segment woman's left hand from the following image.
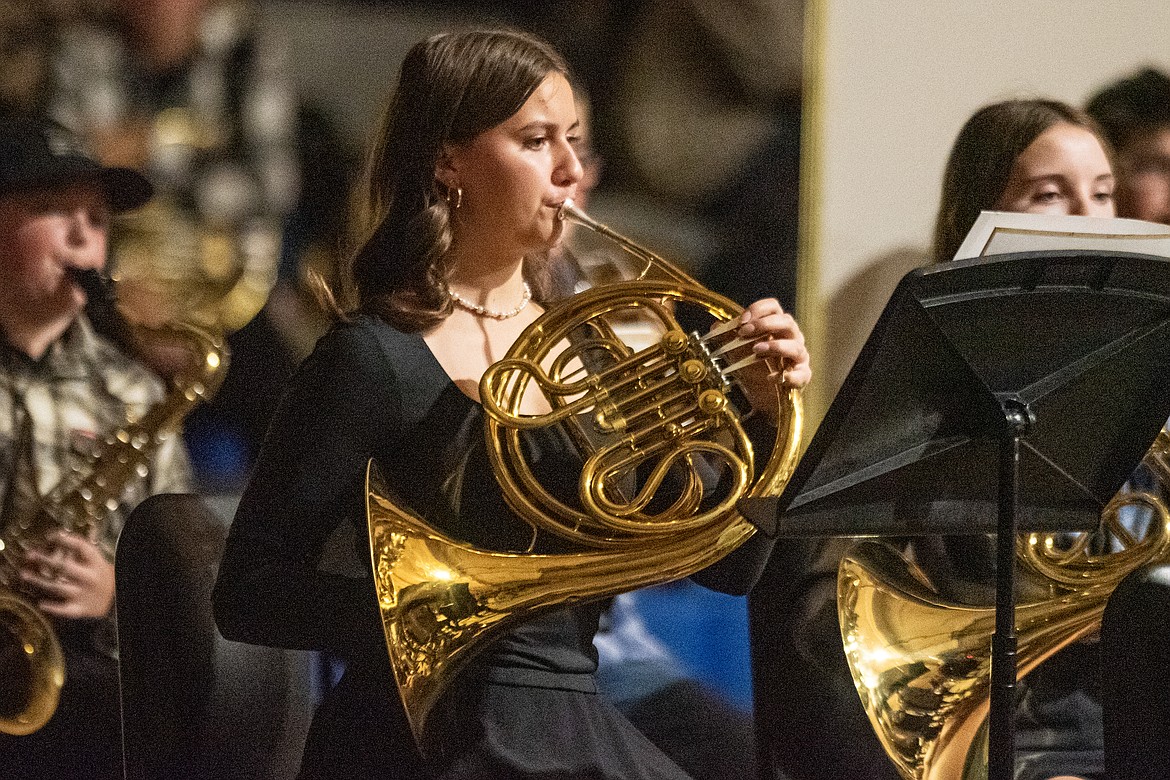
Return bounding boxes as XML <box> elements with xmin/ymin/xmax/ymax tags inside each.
<box><xmin>719</xmin><ymin>297</ymin><xmax>810</xmax><ymax>422</ymax></box>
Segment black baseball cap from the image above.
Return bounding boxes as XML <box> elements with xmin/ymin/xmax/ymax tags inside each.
<box><xmin>0</xmin><ymin>116</ymin><xmax>153</xmax><ymax>212</ymax></box>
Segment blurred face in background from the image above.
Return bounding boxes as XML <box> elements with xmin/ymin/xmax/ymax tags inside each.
<box><xmin>1113</xmin><ymin>126</ymin><xmax>1170</xmax><ymax>224</ymax></box>
<box><xmin>116</xmin><ymin>0</ymin><xmax>210</xmax><ymax>27</ymax></box>
<box><xmin>572</xmin><ymin>91</ymin><xmax>601</xmax><ymax>208</ymax></box>
<box><xmin>116</xmin><ymin>0</ymin><xmax>210</xmax><ymax>69</ymax></box>
<box><xmin>0</xmin><ymin>185</ymin><xmax>109</xmax><ymax>351</ymax></box>
<box><xmin>995</xmin><ymin>122</ymin><xmax>1116</xmax><ymax>218</ymax></box>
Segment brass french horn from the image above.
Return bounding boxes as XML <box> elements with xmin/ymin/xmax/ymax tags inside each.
<box><xmin>367</xmin><ymin>200</ymin><xmax>803</xmax><ymax>741</ymax></box>
<box><xmin>839</xmin><ymin>429</ymin><xmax>1170</xmax><ymax>780</ymax></box>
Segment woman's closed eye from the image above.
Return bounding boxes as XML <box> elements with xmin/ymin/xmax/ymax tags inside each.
<box><xmin>1033</xmin><ymin>188</ymin><xmax>1064</xmax><ymax>204</ymax></box>
<box><xmin>1093</xmin><ymin>188</ymin><xmax>1115</xmax><ymax>204</ymax></box>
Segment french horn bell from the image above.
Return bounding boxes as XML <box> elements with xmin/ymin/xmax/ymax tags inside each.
<box><xmin>840</xmin><ymin>428</ymin><xmax>1170</xmax><ymax>779</ymax></box>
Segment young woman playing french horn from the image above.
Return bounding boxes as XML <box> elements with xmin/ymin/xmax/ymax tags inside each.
<box><xmin>213</xmin><ymin>27</ymin><xmax>810</xmax><ymax>780</ymax></box>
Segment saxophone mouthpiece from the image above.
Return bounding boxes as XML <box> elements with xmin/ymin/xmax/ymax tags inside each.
<box><xmin>69</xmin><ymin>268</ymin><xmax>115</xmax><ymax>305</ymax></box>
<box><xmin>70</xmin><ymin>268</ymin><xmax>136</xmax><ymax>352</ymax></box>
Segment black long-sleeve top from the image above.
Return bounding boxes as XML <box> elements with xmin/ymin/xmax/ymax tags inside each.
<box><xmin>212</xmin><ymin>314</ymin><xmax>779</xmax><ymax>776</ymax></box>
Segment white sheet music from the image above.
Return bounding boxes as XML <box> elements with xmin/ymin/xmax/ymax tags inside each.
<box><xmin>953</xmin><ymin>210</ymin><xmax>1170</xmax><ymax>261</ymax></box>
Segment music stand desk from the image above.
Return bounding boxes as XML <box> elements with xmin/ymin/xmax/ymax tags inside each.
<box><xmin>741</xmin><ymin>250</ymin><xmax>1170</xmax><ymax>780</ymax></box>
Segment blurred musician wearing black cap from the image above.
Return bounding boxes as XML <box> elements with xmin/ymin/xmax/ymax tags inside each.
<box><xmin>0</xmin><ymin>116</ymin><xmax>191</xmax><ymax>780</ymax></box>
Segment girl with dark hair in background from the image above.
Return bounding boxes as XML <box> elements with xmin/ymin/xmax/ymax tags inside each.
<box><xmin>762</xmin><ymin>98</ymin><xmax>1115</xmax><ymax>780</ymax></box>
<box><xmin>933</xmin><ymin>98</ymin><xmax>1115</xmax><ymax>263</ymax></box>
<box><xmin>927</xmin><ymin>98</ymin><xmax>1115</xmax><ymax>780</ymax></box>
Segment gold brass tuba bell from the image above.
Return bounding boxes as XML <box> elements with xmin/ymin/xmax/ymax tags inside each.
<box><xmin>839</xmin><ymin>428</ymin><xmax>1170</xmax><ymax>780</ymax></box>
<box><xmin>368</xmin><ymin>200</ymin><xmax>803</xmax><ymax>741</ymax></box>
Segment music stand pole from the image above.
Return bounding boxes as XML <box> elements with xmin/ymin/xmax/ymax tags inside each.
<box><xmin>989</xmin><ymin>400</ymin><xmax>1033</xmax><ymax>780</ymax></box>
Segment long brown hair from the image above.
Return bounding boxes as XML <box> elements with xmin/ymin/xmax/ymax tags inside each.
<box><xmin>339</xmin><ymin>28</ymin><xmax>568</xmax><ymax>330</ymax></box>
<box><xmin>932</xmin><ymin>99</ymin><xmax>1109</xmax><ymax>263</ymax></box>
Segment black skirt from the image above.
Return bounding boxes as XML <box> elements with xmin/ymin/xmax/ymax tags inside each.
<box><xmin>427</xmin><ymin>679</ymin><xmax>694</xmax><ymax>780</ymax></box>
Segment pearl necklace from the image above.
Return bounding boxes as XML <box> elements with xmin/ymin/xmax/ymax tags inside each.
<box><xmin>447</xmin><ymin>282</ymin><xmax>532</xmax><ymax>320</ymax></box>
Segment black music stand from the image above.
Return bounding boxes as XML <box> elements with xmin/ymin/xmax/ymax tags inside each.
<box><xmin>740</xmin><ymin>250</ymin><xmax>1170</xmax><ymax>780</ymax></box>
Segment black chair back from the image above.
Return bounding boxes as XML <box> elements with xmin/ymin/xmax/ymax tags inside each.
<box><xmin>115</xmin><ymin>493</ymin><xmax>313</xmax><ymax>780</ymax></box>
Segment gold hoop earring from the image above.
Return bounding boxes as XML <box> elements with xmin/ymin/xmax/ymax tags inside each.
<box><xmin>447</xmin><ymin>186</ymin><xmax>463</xmax><ymax>210</ymax></box>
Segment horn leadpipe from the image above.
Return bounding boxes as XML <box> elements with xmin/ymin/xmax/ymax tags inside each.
<box><xmin>559</xmin><ymin>200</ymin><xmax>778</xmax><ymax>379</ymax></box>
